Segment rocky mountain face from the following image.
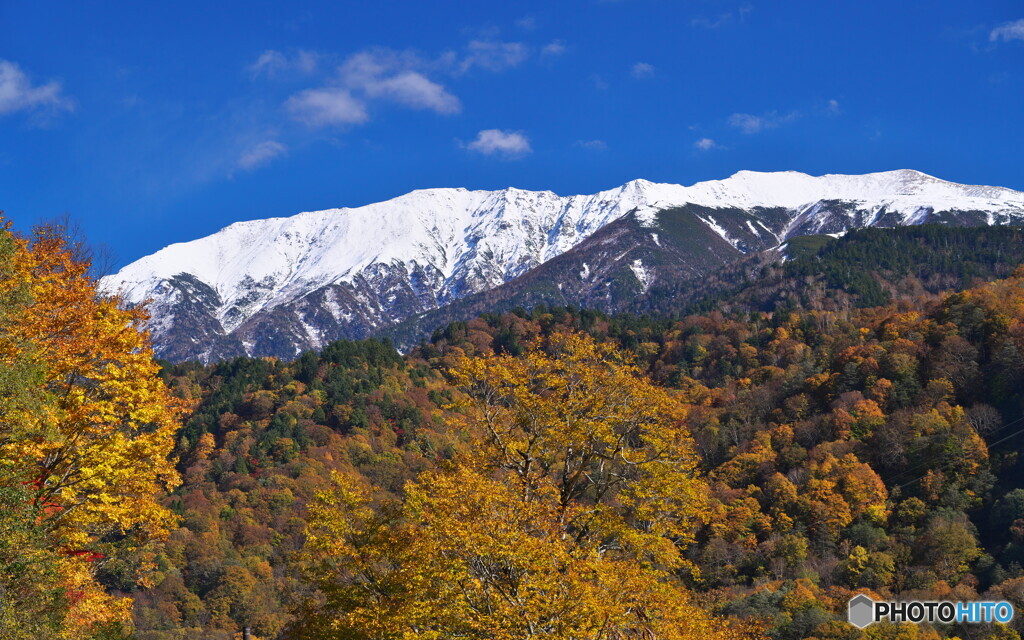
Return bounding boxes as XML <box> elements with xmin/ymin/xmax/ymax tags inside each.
<box><xmin>100</xmin><ymin>170</ymin><xmax>1024</xmax><ymax>361</ymax></box>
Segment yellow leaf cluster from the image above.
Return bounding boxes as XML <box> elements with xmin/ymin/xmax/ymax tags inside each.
<box><xmin>299</xmin><ymin>333</ymin><xmax>761</xmax><ymax>640</ymax></box>
<box><xmin>0</xmin><ymin>222</ymin><xmax>185</xmax><ymax>636</ymax></box>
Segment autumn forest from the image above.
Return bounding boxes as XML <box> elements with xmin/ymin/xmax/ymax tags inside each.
<box><xmin>8</xmin><ymin>220</ymin><xmax>1024</xmax><ymax>640</ymax></box>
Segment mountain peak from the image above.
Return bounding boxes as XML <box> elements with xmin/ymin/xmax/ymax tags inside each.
<box><xmin>102</xmin><ymin>170</ymin><xmax>1024</xmax><ymax>362</ymax></box>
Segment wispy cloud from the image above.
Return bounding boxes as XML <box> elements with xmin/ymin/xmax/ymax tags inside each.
<box><xmin>728</xmin><ymin>110</ymin><xmax>799</xmax><ymax>133</ymax></box>
<box><xmin>691</xmin><ymin>14</ymin><xmax>733</xmax><ymax>29</ymax></box>
<box><xmin>575</xmin><ymin>139</ymin><xmax>608</xmax><ymax>151</ymax></box>
<box><xmin>238</xmin><ymin>140</ymin><xmax>287</xmax><ymax>170</ymax></box>
<box><xmin>286</xmin><ymin>88</ymin><xmax>368</xmax><ymax>127</ymax></box>
<box><xmin>990</xmin><ymin>19</ymin><xmax>1024</xmax><ymax>42</ymax></box>
<box><xmin>631</xmin><ymin>62</ymin><xmax>655</xmax><ymax>79</ymax></box>
<box><xmin>693</xmin><ymin>137</ymin><xmax>717</xmax><ymax>150</ymax></box>
<box><xmin>465</xmin><ymin>129</ymin><xmax>531</xmax><ymax>158</ymax></box>
<box><xmin>728</xmin><ymin>113</ymin><xmax>766</xmax><ymax>133</ymax></box>
<box><xmin>285</xmin><ymin>49</ymin><xmax>462</xmax><ymax>128</ymax></box>
<box><xmin>591</xmin><ymin>74</ymin><xmax>609</xmax><ymax>90</ymax></box>
<box><xmin>825</xmin><ymin>98</ymin><xmax>841</xmax><ymax>115</ymax></box>
<box><xmin>691</xmin><ymin>3</ymin><xmax>753</xmax><ymax>28</ymax></box>
<box><xmin>0</xmin><ymin>60</ymin><xmax>73</xmax><ymax>117</ymax></box>
<box><xmin>541</xmin><ymin>40</ymin><xmax>567</xmax><ymax>58</ymax></box>
<box><xmin>274</xmin><ymin>24</ymin><xmax>567</xmax><ymax>129</ymax></box>
<box><xmin>458</xmin><ymin>40</ymin><xmax>529</xmax><ymax>73</ymax></box>
<box><xmin>248</xmin><ymin>50</ymin><xmax>318</xmax><ymax>78</ymax></box>
<box><xmin>516</xmin><ymin>15</ymin><xmax>538</xmax><ymax>30</ymax></box>
<box><xmin>340</xmin><ymin>51</ymin><xmax>461</xmax><ymax>114</ymax></box>
<box><xmin>270</xmin><ymin>27</ymin><xmax>566</xmax><ymax>136</ymax></box>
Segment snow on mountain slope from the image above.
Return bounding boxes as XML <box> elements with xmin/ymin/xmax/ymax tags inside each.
<box><xmin>107</xmin><ymin>182</ymin><xmax>658</xmax><ymax>329</ymax></box>
<box><xmin>101</xmin><ymin>169</ymin><xmax>1024</xmax><ymax>362</ymax></box>
<box><xmin>672</xmin><ymin>169</ymin><xmax>1021</xmax><ymax>210</ymax></box>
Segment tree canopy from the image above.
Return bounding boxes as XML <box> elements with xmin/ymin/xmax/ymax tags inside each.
<box><xmin>297</xmin><ymin>333</ymin><xmax>758</xmax><ymax>640</ymax></box>
<box><xmin>0</xmin><ymin>220</ymin><xmax>184</xmax><ymax>639</ymax></box>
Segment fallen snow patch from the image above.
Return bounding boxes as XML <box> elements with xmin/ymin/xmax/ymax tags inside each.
<box><xmin>696</xmin><ymin>214</ymin><xmax>740</xmax><ymax>248</ymax></box>
<box><xmin>630</xmin><ymin>259</ymin><xmax>650</xmax><ymax>292</ymax></box>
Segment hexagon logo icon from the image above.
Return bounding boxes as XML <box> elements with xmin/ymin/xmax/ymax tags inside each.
<box><xmin>848</xmin><ymin>594</ymin><xmax>875</xmax><ymax>629</ymax></box>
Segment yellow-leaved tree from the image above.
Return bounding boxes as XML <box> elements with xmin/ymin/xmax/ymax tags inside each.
<box><xmin>0</xmin><ymin>220</ymin><xmax>185</xmax><ymax>639</ymax></box>
<box><xmin>297</xmin><ymin>332</ymin><xmax>761</xmax><ymax>640</ymax></box>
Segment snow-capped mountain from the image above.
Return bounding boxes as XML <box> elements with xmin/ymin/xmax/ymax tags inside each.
<box><xmin>101</xmin><ymin>169</ymin><xmax>1024</xmax><ymax>362</ymax></box>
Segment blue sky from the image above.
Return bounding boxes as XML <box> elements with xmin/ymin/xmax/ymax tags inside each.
<box><xmin>1</xmin><ymin>1</ymin><xmax>1022</xmax><ymax>268</ymax></box>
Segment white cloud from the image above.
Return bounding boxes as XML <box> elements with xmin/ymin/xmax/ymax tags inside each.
<box><xmin>465</xmin><ymin>129</ymin><xmax>531</xmax><ymax>158</ymax></box>
<box><xmin>249</xmin><ymin>50</ymin><xmax>286</xmax><ymax>76</ymax></box>
<box><xmin>990</xmin><ymin>19</ymin><xmax>1024</xmax><ymax>42</ymax></box>
<box><xmin>340</xmin><ymin>52</ymin><xmax>460</xmax><ymax>114</ymax></box>
<box><xmin>0</xmin><ymin>60</ymin><xmax>72</xmax><ymax>116</ymax></box>
<box><xmin>592</xmin><ymin>74</ymin><xmax>609</xmax><ymax>90</ymax></box>
<box><xmin>367</xmin><ymin>71</ymin><xmax>460</xmax><ymax>112</ymax></box>
<box><xmin>278</xmin><ymin>34</ymin><xmax>559</xmax><ymax>132</ymax></box>
<box><xmin>728</xmin><ymin>110</ymin><xmax>799</xmax><ymax>133</ymax></box>
<box><xmin>728</xmin><ymin>113</ymin><xmax>765</xmax><ymax>133</ymax></box>
<box><xmin>459</xmin><ymin>40</ymin><xmax>529</xmax><ymax>73</ymax></box>
<box><xmin>694</xmin><ymin>138</ymin><xmax>717</xmax><ymax>150</ymax></box>
<box><xmin>248</xmin><ymin>50</ymin><xmax>318</xmax><ymax>78</ymax></box>
<box><xmin>286</xmin><ymin>88</ymin><xmax>368</xmax><ymax>126</ymax></box>
<box><xmin>631</xmin><ymin>62</ymin><xmax>655</xmax><ymax>79</ymax></box>
<box><xmin>826</xmin><ymin>98</ymin><xmax>841</xmax><ymax>115</ymax></box>
<box><xmin>238</xmin><ymin>140</ymin><xmax>287</xmax><ymax>170</ymax></box>
<box><xmin>285</xmin><ymin>50</ymin><xmax>461</xmax><ymax>127</ymax></box>
<box><xmin>276</xmin><ymin>35</ymin><xmax>558</xmax><ymax>131</ymax></box>
<box><xmin>575</xmin><ymin>139</ymin><xmax>608</xmax><ymax>150</ymax></box>
<box><xmin>541</xmin><ymin>40</ymin><xmax>567</xmax><ymax>57</ymax></box>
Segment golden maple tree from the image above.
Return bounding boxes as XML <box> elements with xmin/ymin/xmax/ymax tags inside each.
<box><xmin>0</xmin><ymin>221</ymin><xmax>185</xmax><ymax>639</ymax></box>
<box><xmin>299</xmin><ymin>333</ymin><xmax>761</xmax><ymax>640</ymax></box>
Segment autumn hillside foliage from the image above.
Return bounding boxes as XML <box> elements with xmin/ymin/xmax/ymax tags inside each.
<box><xmin>296</xmin><ymin>334</ymin><xmax>755</xmax><ymax>639</ymax></box>
<box><xmin>9</xmin><ymin>221</ymin><xmax>1013</xmax><ymax>640</ymax></box>
<box><xmin>116</xmin><ymin>266</ymin><xmax>1024</xmax><ymax>640</ymax></box>
<box><xmin>0</xmin><ymin>221</ymin><xmax>184</xmax><ymax>639</ymax></box>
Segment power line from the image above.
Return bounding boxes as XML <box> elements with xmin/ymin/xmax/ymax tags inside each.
<box><xmin>884</xmin><ymin>411</ymin><xmax>1024</xmax><ymax>484</ymax></box>
<box><xmin>894</xmin><ymin>412</ymin><xmax>1024</xmax><ymax>492</ymax></box>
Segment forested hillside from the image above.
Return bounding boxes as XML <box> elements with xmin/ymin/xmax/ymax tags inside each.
<box><xmin>12</xmin><ymin>219</ymin><xmax>1024</xmax><ymax>639</ymax></box>
<box><xmin>131</xmin><ymin>340</ymin><xmax>459</xmax><ymax>637</ymax></box>
<box><xmin>642</xmin><ymin>225</ymin><xmax>1024</xmax><ymax>317</ymax></box>
<box><xmin>125</xmin><ymin>261</ymin><xmax>1024</xmax><ymax>639</ymax></box>
<box><xmin>384</xmin><ymin>225</ymin><xmax>1024</xmax><ymax>348</ymax></box>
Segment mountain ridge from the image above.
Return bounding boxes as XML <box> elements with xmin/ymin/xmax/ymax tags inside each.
<box><xmin>100</xmin><ymin>170</ymin><xmax>1024</xmax><ymax>362</ymax></box>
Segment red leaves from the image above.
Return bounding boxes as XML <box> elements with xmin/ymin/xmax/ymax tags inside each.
<box><xmin>63</xmin><ymin>549</ymin><xmax>106</xmax><ymax>562</ymax></box>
